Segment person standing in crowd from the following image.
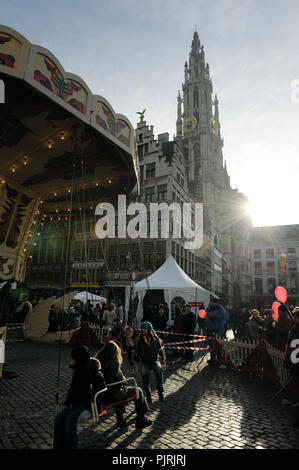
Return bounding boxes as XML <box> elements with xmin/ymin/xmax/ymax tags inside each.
<box><xmin>284</xmin><ymin>307</ymin><xmax>299</xmax><ymax>428</ymax></box>
<box><xmin>262</xmin><ymin>308</ymin><xmax>276</xmax><ymax>345</ymax></box>
<box><xmin>14</xmin><ymin>293</ymin><xmax>32</xmax><ymax>323</ymax></box>
<box><xmin>142</xmin><ymin>304</ymin><xmax>155</xmax><ymax>325</ymax></box>
<box><xmin>102</xmin><ymin>303</ymin><xmax>116</xmax><ymax>329</ymax></box>
<box><xmin>181</xmin><ymin>304</ymin><xmax>196</xmax><ymax>361</ymax></box>
<box><xmin>154</xmin><ymin>304</ymin><xmax>168</xmax><ymax>335</ymax></box>
<box><xmin>248</xmin><ymin>309</ymin><xmax>264</xmax><ymax>341</ymax></box>
<box><xmin>115</xmin><ymin>300</ymin><xmax>124</xmax><ymax>324</ymax></box>
<box><xmin>136</xmin><ymin>321</ymin><xmax>166</xmax><ymax>404</ymax></box>
<box><xmin>94</xmin><ymin>303</ymin><xmax>102</xmax><ymax>325</ymax></box>
<box><xmin>95</xmin><ymin>340</ymin><xmax>152</xmax><ymax>429</ymax></box>
<box><xmin>197</xmin><ymin>306</ymin><xmax>206</xmax><ymax>336</ymax></box>
<box><xmin>53</xmin><ymin>346</ymin><xmax>106</xmax><ymax>449</ymax></box>
<box><xmin>205</xmin><ymin>296</ymin><xmax>227</xmax><ymax>338</ymax></box>
<box><xmin>274</xmin><ymin>304</ymin><xmax>293</xmax><ymax>351</ymax></box>
<box><xmin>110</xmin><ymin>318</ymin><xmax>124</xmax><ymax>347</ymax></box>
<box><xmin>123</xmin><ymin>325</ymin><xmax>135</xmax><ymax>366</ymax></box>
<box><xmin>174</xmin><ymin>305</ymin><xmax>183</xmax><ymax>332</ymax></box>
<box><xmin>0</xmin><ymin>283</ymin><xmax>18</xmax><ymax>379</ymax></box>
<box><xmin>0</xmin><ymin>283</ymin><xmax>17</xmax><ymax>327</ymax></box>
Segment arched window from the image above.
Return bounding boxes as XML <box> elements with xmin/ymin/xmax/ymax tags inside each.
<box><xmin>194</xmin><ymin>87</ymin><xmax>199</xmax><ymax>108</ymax></box>
<box><xmin>193</xmin><ymin>142</ymin><xmax>201</xmax><ymax>162</ymax></box>
<box><xmin>183</xmin><ymin>146</ymin><xmax>189</xmax><ymax>163</ymax></box>
<box><xmin>186</xmin><ymin>89</ymin><xmax>189</xmax><ymax>108</ymax></box>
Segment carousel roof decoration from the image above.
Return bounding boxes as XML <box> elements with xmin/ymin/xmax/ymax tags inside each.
<box><xmin>0</xmin><ymin>24</ymin><xmax>139</xmax><ymax>282</ymax></box>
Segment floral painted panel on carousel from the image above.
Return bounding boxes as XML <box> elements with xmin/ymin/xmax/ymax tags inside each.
<box><xmin>0</xmin><ymin>33</ymin><xmax>21</xmax><ymax>68</ymax></box>
<box><xmin>33</xmin><ymin>53</ymin><xmax>88</xmax><ymax>115</ymax></box>
<box><xmin>0</xmin><ymin>182</ymin><xmax>39</xmax><ymax>281</ymax></box>
<box><xmin>95</xmin><ymin>102</ymin><xmax>131</xmax><ymax>148</ymax></box>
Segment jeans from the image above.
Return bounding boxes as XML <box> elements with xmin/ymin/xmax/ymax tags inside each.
<box><xmin>140</xmin><ymin>361</ymin><xmax>164</xmax><ymax>395</ymax></box>
<box><xmin>53</xmin><ymin>402</ymin><xmax>89</xmax><ymax>449</ymax></box>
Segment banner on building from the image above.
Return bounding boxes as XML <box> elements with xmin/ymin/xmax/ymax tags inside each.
<box><xmin>278</xmin><ymin>250</ymin><xmax>287</xmax><ymax>287</ymax></box>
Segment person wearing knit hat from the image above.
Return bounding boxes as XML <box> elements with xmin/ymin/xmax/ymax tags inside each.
<box><xmin>141</xmin><ymin>321</ymin><xmax>153</xmax><ymax>332</ymax></box>
<box><xmin>136</xmin><ymin>322</ymin><xmax>166</xmax><ymax>404</ymax></box>
<box><xmin>53</xmin><ymin>347</ymin><xmax>106</xmax><ymax>449</ymax></box>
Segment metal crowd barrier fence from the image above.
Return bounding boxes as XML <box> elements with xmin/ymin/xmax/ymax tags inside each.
<box><xmin>210</xmin><ymin>335</ymin><xmax>298</xmax><ymax>398</ymax></box>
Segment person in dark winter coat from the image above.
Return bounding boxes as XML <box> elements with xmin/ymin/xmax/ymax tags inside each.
<box><xmin>95</xmin><ymin>340</ymin><xmax>152</xmax><ymax>429</ymax></box>
<box><xmin>274</xmin><ymin>304</ymin><xmax>292</xmax><ymax>351</ymax></box>
<box><xmin>0</xmin><ymin>283</ymin><xmax>18</xmax><ymax>379</ymax></box>
<box><xmin>0</xmin><ymin>283</ymin><xmax>17</xmax><ymax>327</ymax></box>
<box><xmin>181</xmin><ymin>304</ymin><xmax>196</xmax><ymax>360</ymax></box>
<box><xmin>284</xmin><ymin>307</ymin><xmax>299</xmax><ymax>427</ymax></box>
<box><xmin>262</xmin><ymin>308</ymin><xmax>276</xmax><ymax>345</ymax></box>
<box><xmin>205</xmin><ymin>297</ymin><xmax>227</xmax><ymax>338</ymax></box>
<box><xmin>53</xmin><ymin>346</ymin><xmax>106</xmax><ymax>449</ymax></box>
<box><xmin>153</xmin><ymin>305</ymin><xmax>168</xmax><ymax>335</ymax></box>
<box><xmin>248</xmin><ymin>309</ymin><xmax>264</xmax><ymax>341</ymax></box>
<box><xmin>136</xmin><ymin>321</ymin><xmax>166</xmax><ymax>403</ymax></box>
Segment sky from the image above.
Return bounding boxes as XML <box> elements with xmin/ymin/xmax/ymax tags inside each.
<box><xmin>1</xmin><ymin>0</ymin><xmax>299</xmax><ymax>227</ymax></box>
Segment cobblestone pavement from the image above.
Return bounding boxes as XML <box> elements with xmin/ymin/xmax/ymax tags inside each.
<box><xmin>0</xmin><ymin>339</ymin><xmax>299</xmax><ymax>450</ymax></box>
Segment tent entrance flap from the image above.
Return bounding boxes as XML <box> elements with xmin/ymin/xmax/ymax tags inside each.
<box><xmin>143</xmin><ymin>290</ymin><xmax>165</xmax><ymax>314</ymax></box>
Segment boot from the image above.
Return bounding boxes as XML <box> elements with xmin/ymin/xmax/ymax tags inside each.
<box><xmin>135</xmin><ymin>417</ymin><xmax>152</xmax><ymax>429</ymax></box>
<box><xmin>116</xmin><ymin>417</ymin><xmax>127</xmax><ymax>428</ymax></box>
<box><xmin>146</xmin><ymin>392</ymin><xmax>152</xmax><ymax>404</ymax></box>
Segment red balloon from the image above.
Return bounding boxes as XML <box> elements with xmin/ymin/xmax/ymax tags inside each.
<box><xmin>100</xmin><ymin>299</ymin><xmax>105</xmax><ymax>304</ymax></box>
<box><xmin>198</xmin><ymin>309</ymin><xmax>207</xmax><ymax>319</ymax></box>
<box><xmin>274</xmin><ymin>286</ymin><xmax>288</xmax><ymax>304</ymax></box>
<box><xmin>272</xmin><ymin>301</ymin><xmax>281</xmax><ymax>318</ymax></box>
<box><xmin>272</xmin><ymin>311</ymin><xmax>279</xmax><ymax>322</ymax></box>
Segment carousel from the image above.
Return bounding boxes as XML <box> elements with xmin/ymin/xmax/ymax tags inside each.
<box><xmin>0</xmin><ymin>25</ymin><xmax>139</xmax><ymax>343</ymax></box>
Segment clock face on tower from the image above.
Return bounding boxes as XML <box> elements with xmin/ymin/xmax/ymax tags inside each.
<box><xmin>183</xmin><ymin>116</ymin><xmax>197</xmax><ymax>133</ymax></box>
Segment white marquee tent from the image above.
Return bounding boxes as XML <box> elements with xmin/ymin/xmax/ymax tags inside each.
<box><xmin>74</xmin><ymin>291</ymin><xmax>106</xmax><ymax>305</ymax></box>
<box><xmin>125</xmin><ymin>255</ymin><xmax>210</xmax><ymax>326</ymax></box>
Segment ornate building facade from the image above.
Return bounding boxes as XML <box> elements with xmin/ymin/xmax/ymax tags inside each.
<box><xmin>25</xmin><ymin>31</ymin><xmax>252</xmax><ymax>308</ymax></box>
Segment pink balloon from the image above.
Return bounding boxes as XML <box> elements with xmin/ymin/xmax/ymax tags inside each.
<box><xmin>198</xmin><ymin>309</ymin><xmax>207</xmax><ymax>319</ymax></box>
<box><xmin>272</xmin><ymin>301</ymin><xmax>281</xmax><ymax>318</ymax></box>
<box><xmin>274</xmin><ymin>286</ymin><xmax>288</xmax><ymax>304</ymax></box>
<box><xmin>272</xmin><ymin>311</ymin><xmax>279</xmax><ymax>322</ymax></box>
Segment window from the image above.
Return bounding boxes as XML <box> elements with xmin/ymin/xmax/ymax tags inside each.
<box><xmin>172</xmin><ymin>187</ymin><xmax>176</xmax><ymax>202</ymax></box>
<box><xmin>157</xmin><ymin>184</ymin><xmax>167</xmax><ymax>201</ymax></box>
<box><xmin>288</xmin><ymin>260</ymin><xmax>297</xmax><ymax>271</ymax></box>
<box><xmin>254</xmin><ymin>262</ymin><xmax>262</xmax><ymax>274</ymax></box>
<box><xmin>266</xmin><ymin>248</ymin><xmax>274</xmax><ymax>258</ymax></box>
<box><xmin>145</xmin><ymin>187</ymin><xmax>155</xmax><ymax>203</ymax></box>
<box><xmin>287</xmin><ymin>247</ymin><xmax>296</xmax><ymax>256</ymax></box>
<box><xmin>140</xmin><ymin>165</ymin><xmax>144</xmax><ymax>184</ymax></box>
<box><xmin>267</xmin><ymin>278</ymin><xmax>276</xmax><ymax>294</ymax></box>
<box><xmin>138</xmin><ymin>145</ymin><xmax>143</xmax><ymax>159</ymax></box>
<box><xmin>144</xmin><ymin>143</ymin><xmax>149</xmax><ymax>154</ymax></box>
<box><xmin>255</xmin><ymin>278</ymin><xmax>263</xmax><ymax>294</ymax></box>
<box><xmin>253</xmin><ymin>249</ymin><xmax>261</xmax><ymax>258</ymax></box>
<box><xmin>266</xmin><ymin>261</ymin><xmax>275</xmax><ymax>273</ymax></box>
<box><xmin>146</xmin><ymin>162</ymin><xmax>155</xmax><ymax>179</ymax></box>
<box><xmin>138</xmin><ymin>133</ymin><xmax>143</xmax><ymax>142</ymax></box>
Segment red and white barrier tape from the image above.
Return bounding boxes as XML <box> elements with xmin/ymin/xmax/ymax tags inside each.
<box><xmin>165</xmin><ymin>338</ymin><xmax>207</xmax><ymax>346</ymax></box>
<box><xmin>136</xmin><ymin>328</ymin><xmax>206</xmax><ymax>339</ymax></box>
<box><xmin>164</xmin><ymin>344</ymin><xmax>209</xmax><ymax>351</ymax></box>
<box><xmin>6</xmin><ymin>323</ymin><xmax>24</xmax><ymax>330</ymax></box>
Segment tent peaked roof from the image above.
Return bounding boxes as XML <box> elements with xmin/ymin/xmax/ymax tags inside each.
<box><xmin>134</xmin><ymin>255</ymin><xmax>208</xmax><ymax>291</ymax></box>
